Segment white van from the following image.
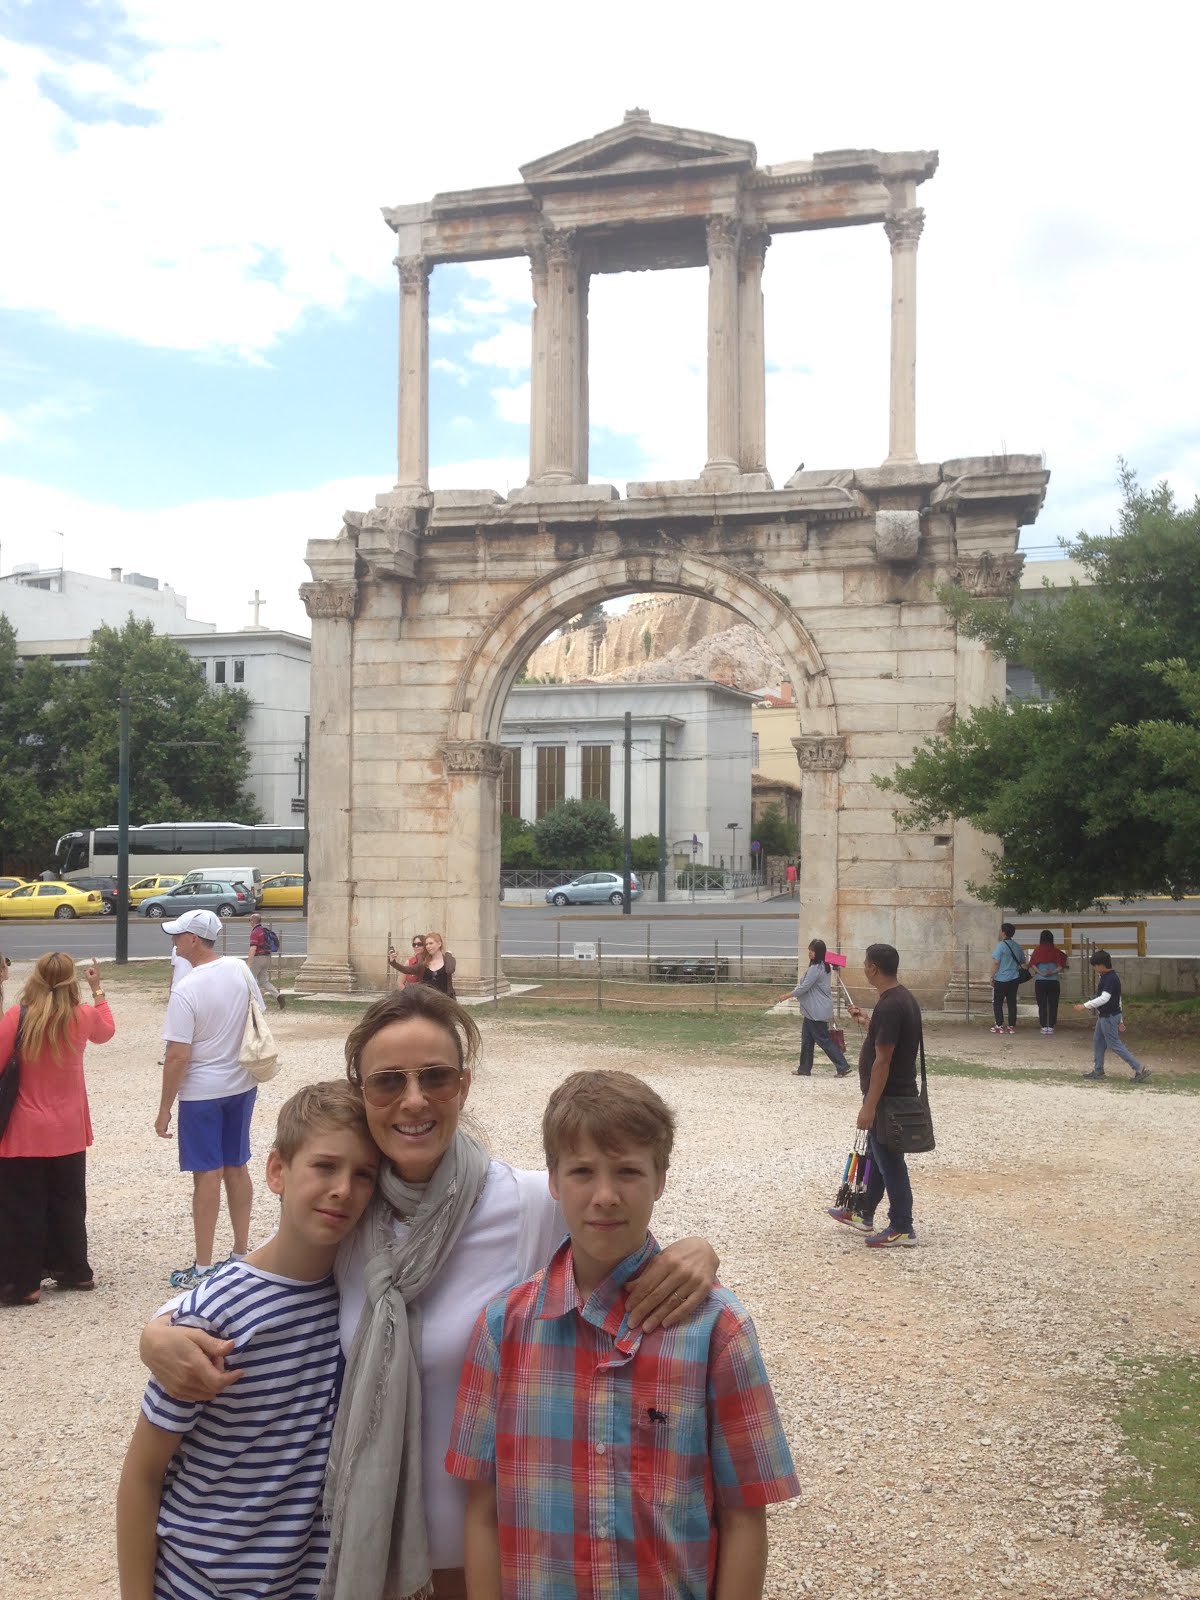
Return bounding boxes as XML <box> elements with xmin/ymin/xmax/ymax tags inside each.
<box><xmin>182</xmin><ymin>866</ymin><xmax>263</xmax><ymax>905</ymax></box>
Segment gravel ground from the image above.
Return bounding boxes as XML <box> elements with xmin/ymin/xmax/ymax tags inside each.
<box><xmin>2</xmin><ymin>983</ymin><xmax>1198</xmax><ymax>1600</ymax></box>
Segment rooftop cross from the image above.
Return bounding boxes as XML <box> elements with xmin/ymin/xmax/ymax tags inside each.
<box><xmin>248</xmin><ymin>589</ymin><xmax>266</xmax><ymax>628</ymax></box>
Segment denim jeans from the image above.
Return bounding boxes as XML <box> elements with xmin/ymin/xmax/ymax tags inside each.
<box><xmin>1034</xmin><ymin>978</ymin><xmax>1060</xmax><ymax>1028</ymax></box>
<box><xmin>862</xmin><ymin>1128</ymin><xmax>914</xmax><ymax>1233</ymax></box>
<box><xmin>1093</xmin><ymin>1015</ymin><xmax>1143</xmax><ymax>1076</ymax></box>
<box><xmin>799</xmin><ymin>1018</ymin><xmax>850</xmax><ymax>1074</ymax></box>
<box><xmin>992</xmin><ymin>978</ymin><xmax>1019</xmax><ymax>1026</ymax></box>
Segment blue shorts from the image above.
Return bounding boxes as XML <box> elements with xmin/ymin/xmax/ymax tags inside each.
<box><xmin>177</xmin><ymin>1089</ymin><xmax>257</xmax><ymax>1173</ymax></box>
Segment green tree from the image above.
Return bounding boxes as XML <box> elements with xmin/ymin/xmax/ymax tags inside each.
<box><xmin>500</xmin><ymin>812</ymin><xmax>538</xmax><ymax>868</ymax></box>
<box><xmin>880</xmin><ymin>466</ymin><xmax>1200</xmax><ymax>910</ymax></box>
<box><xmin>752</xmin><ymin>803</ymin><xmax>798</xmax><ymax>858</ymax></box>
<box><xmin>533</xmin><ymin>797</ymin><xmax>619</xmax><ymax>868</ymax></box>
<box><xmin>630</xmin><ymin>833</ymin><xmax>661</xmax><ymax>872</ymax></box>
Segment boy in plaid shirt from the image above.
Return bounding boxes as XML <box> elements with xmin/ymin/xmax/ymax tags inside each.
<box><xmin>446</xmin><ymin>1070</ymin><xmax>799</xmax><ymax>1599</ymax></box>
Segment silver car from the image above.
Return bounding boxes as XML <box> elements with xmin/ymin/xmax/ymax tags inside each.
<box><xmin>140</xmin><ymin>880</ymin><xmax>254</xmax><ymax>919</ymax></box>
<box><xmin>545</xmin><ymin>872</ymin><xmax>642</xmax><ymax>907</ymax></box>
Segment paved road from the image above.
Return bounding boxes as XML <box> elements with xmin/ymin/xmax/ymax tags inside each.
<box><xmin>1</xmin><ymin>897</ymin><xmax>1196</xmax><ymax>963</ymax></box>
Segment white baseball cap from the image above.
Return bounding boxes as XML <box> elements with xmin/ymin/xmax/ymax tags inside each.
<box><xmin>162</xmin><ymin>909</ymin><xmax>223</xmax><ymax>940</ymax></box>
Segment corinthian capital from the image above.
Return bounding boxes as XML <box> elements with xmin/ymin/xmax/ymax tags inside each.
<box><xmin>792</xmin><ymin>735</ymin><xmax>847</xmax><ymax>773</ymax></box>
<box><xmin>395</xmin><ymin>255</ymin><xmax>430</xmax><ymax>291</ymax></box>
<box><xmin>541</xmin><ymin>227</ymin><xmax>578</xmax><ymax>268</ymax></box>
<box><xmin>739</xmin><ymin>227</ymin><xmax>771</xmax><ymax>270</ymax></box>
<box><xmin>440</xmin><ymin>740</ymin><xmax>505</xmax><ymax>778</ymax></box>
<box><xmin>705</xmin><ymin>214</ymin><xmax>740</xmax><ymax>262</ymax></box>
<box><xmin>300</xmin><ymin>581</ymin><xmax>358</xmax><ymax>621</ymax></box>
<box><xmin>884</xmin><ymin>208</ymin><xmax>925</xmax><ymax>250</ymax></box>
<box><xmin>951</xmin><ymin>552</ymin><xmax>1024</xmax><ymax>598</ymax></box>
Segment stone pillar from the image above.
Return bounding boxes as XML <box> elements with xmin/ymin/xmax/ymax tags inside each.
<box><xmin>527</xmin><ymin>241</ymin><xmax>548</xmax><ymax>484</ymax></box>
<box><xmin>441</xmin><ymin>740</ymin><xmax>509</xmax><ymax>997</ymax></box>
<box><xmin>395</xmin><ymin>255</ymin><xmax>430</xmax><ymax>490</ymax></box>
<box><xmin>704</xmin><ymin>216</ymin><xmax>741</xmax><ymax>476</ymax></box>
<box><xmin>737</xmin><ymin>229</ymin><xmax>770</xmax><ymax>475</ymax></box>
<box><xmin>883</xmin><ymin>207</ymin><xmax>923</xmax><ymax>465</ymax></box>
<box><xmin>576</xmin><ymin>268</ymin><xmax>590</xmax><ymax>483</ymax></box>
<box><xmin>532</xmin><ymin>228</ymin><xmax>583</xmax><ymax>486</ymax></box>
<box><xmin>793</xmin><ymin>735</ymin><xmax>846</xmax><ymax>958</ymax></box>
<box><xmin>295</xmin><ymin>575</ymin><xmax>359</xmax><ymax>994</ymax></box>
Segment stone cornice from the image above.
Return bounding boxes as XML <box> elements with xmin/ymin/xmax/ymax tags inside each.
<box><xmin>793</xmin><ymin>735</ymin><xmax>847</xmax><ymax>772</ymax></box>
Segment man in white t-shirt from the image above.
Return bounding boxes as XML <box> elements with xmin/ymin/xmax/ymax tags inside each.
<box><xmin>157</xmin><ymin>909</ymin><xmax>264</xmax><ymax>1291</ymax></box>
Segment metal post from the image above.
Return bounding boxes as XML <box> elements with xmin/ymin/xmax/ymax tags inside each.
<box><xmin>739</xmin><ymin>923</ymin><xmax>744</xmax><ymax>982</ymax></box>
<box><xmin>597</xmin><ymin>937</ymin><xmax>603</xmax><ymax>1011</ymax></box>
<box><xmin>713</xmin><ymin>939</ymin><xmax>720</xmax><ymax>1013</ymax></box>
<box><xmin>622</xmin><ymin>711</ymin><xmax>633</xmax><ymax>915</ymax></box>
<box><xmin>964</xmin><ymin>944</ymin><xmax>971</xmax><ymax>1023</ymax></box>
<box><xmin>116</xmin><ymin>689</ymin><xmax>130</xmax><ymax>964</ymax></box>
<box><xmin>657</xmin><ymin>723</ymin><xmax>667</xmax><ymax>903</ymax></box>
<box><xmin>645</xmin><ymin>921</ymin><xmax>651</xmax><ymax>983</ymax></box>
<box><xmin>302</xmin><ymin>713</ymin><xmax>311</xmax><ymax>908</ymax></box>
<box><xmin>556</xmin><ymin>921</ymin><xmax>561</xmax><ymax>978</ymax></box>
<box><xmin>493</xmin><ymin>932</ymin><xmax>499</xmax><ymax>1008</ymax></box>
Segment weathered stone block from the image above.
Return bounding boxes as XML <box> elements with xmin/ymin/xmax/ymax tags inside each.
<box><xmin>835</xmin><ymin>704</ymin><xmax>900</xmax><ymax>733</ymax></box>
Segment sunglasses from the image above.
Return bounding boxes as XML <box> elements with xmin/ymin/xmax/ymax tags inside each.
<box><xmin>411</xmin><ymin>940</ymin><xmax>425</xmax><ymax>948</ymax></box>
<box><xmin>359</xmin><ymin>1065</ymin><xmax>464</xmax><ymax>1106</ymax></box>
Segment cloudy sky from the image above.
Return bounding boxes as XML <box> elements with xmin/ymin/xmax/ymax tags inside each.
<box><xmin>1</xmin><ymin>0</ymin><xmax>1194</xmax><ymax>637</ymax></box>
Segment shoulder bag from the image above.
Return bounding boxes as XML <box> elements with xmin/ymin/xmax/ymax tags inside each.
<box><xmin>239</xmin><ymin>969</ymin><xmax>279</xmax><ymax>1084</ymax></box>
<box><xmin>0</xmin><ymin>1006</ymin><xmax>27</xmax><ymax>1139</ymax></box>
<box><xmin>873</xmin><ymin>1034</ymin><xmax>935</xmax><ymax>1153</ymax></box>
<box><xmin>1006</xmin><ymin>939</ymin><xmax>1033</xmax><ymax>985</ymax></box>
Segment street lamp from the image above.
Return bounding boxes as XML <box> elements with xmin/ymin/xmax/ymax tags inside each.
<box><xmin>726</xmin><ymin>821</ymin><xmax>739</xmax><ymax>873</ymax></box>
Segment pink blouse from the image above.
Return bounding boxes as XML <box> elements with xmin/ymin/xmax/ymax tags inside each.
<box><xmin>0</xmin><ymin>999</ymin><xmax>115</xmax><ymax>1159</ymax></box>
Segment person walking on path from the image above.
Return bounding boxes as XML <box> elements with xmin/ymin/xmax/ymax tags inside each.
<box><xmin>157</xmin><ymin>909</ymin><xmax>265</xmax><ymax>1290</ymax></box>
<box><xmin>247</xmin><ymin>913</ymin><xmax>284</xmax><ymax>1010</ymax></box>
<box><xmin>1077</xmin><ymin>950</ymin><xmax>1151</xmax><ymax>1082</ymax></box>
<box><xmin>1028</xmin><ymin>929</ymin><xmax>1068</xmax><ymax>1034</ymax></box>
<box><xmin>990</xmin><ymin>921</ymin><xmax>1027</xmax><ymax>1034</ymax></box>
<box><xmin>0</xmin><ymin>951</ymin><xmax>114</xmax><ymax>1305</ymax></box>
<box><xmin>828</xmin><ymin>943</ymin><xmax>923</xmax><ymax>1248</ymax></box>
<box><xmin>786</xmin><ymin>938</ymin><xmax>851</xmax><ymax>1076</ymax></box>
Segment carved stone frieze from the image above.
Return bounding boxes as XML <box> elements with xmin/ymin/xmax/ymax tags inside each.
<box><xmin>441</xmin><ymin>740</ymin><xmax>505</xmax><ymax>778</ymax></box>
<box><xmin>952</xmin><ymin>551</ymin><xmax>1024</xmax><ymax>598</ymax></box>
<box><xmin>395</xmin><ymin>255</ymin><xmax>430</xmax><ymax>291</ymax></box>
<box><xmin>884</xmin><ymin>207</ymin><xmax>925</xmax><ymax>249</ymax></box>
<box><xmin>875</xmin><ymin>508</ymin><xmax>921</xmax><ymax>561</ymax></box>
<box><xmin>300</xmin><ymin>582</ymin><xmax>358</xmax><ymax>622</ymax></box>
<box><xmin>792</xmin><ymin>735</ymin><xmax>847</xmax><ymax>773</ymax></box>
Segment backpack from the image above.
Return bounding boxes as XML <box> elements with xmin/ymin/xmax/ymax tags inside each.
<box><xmin>261</xmin><ymin>926</ymin><xmax>281</xmax><ymax>955</ymax></box>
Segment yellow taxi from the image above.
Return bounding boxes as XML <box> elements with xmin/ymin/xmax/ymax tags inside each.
<box><xmin>129</xmin><ymin>874</ymin><xmax>185</xmax><ymax>906</ymax></box>
<box><xmin>0</xmin><ymin>881</ymin><xmax>105</xmax><ymax>919</ymax></box>
<box><xmin>0</xmin><ymin>876</ymin><xmax>28</xmax><ymax>893</ymax></box>
<box><xmin>260</xmin><ymin>872</ymin><xmax>304</xmax><ymax>908</ymax></box>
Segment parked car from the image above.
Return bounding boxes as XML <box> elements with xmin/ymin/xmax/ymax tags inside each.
<box><xmin>260</xmin><ymin>872</ymin><xmax>304</xmax><ymax>908</ymax></box>
<box><xmin>544</xmin><ymin>871</ymin><xmax>642</xmax><ymax>907</ymax></box>
<box><xmin>140</xmin><ymin>880</ymin><xmax>253</xmax><ymax>919</ymax></box>
<box><xmin>182</xmin><ymin>866</ymin><xmax>263</xmax><ymax>904</ymax></box>
<box><xmin>0</xmin><ymin>876</ymin><xmax>28</xmax><ymax>893</ymax></box>
<box><xmin>69</xmin><ymin>874</ymin><xmax>125</xmax><ymax>916</ymax></box>
<box><xmin>129</xmin><ymin>873</ymin><xmax>184</xmax><ymax>905</ymax></box>
<box><xmin>0</xmin><ymin>881</ymin><xmax>105</xmax><ymax>919</ymax></box>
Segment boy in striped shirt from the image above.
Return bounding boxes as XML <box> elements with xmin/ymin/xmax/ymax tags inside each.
<box><xmin>446</xmin><ymin>1070</ymin><xmax>800</xmax><ymax>1599</ymax></box>
<box><xmin>117</xmin><ymin>1083</ymin><xmax>379</xmax><ymax>1600</ymax></box>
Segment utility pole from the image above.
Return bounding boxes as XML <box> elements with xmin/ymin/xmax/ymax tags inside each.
<box><xmin>622</xmin><ymin>711</ymin><xmax>633</xmax><ymax>915</ymax></box>
<box><xmin>302</xmin><ymin>714</ymin><xmax>311</xmax><ymax>907</ymax></box>
<box><xmin>657</xmin><ymin>722</ymin><xmax>667</xmax><ymax>903</ymax></box>
<box><xmin>116</xmin><ymin>689</ymin><xmax>130</xmax><ymax>964</ymax></box>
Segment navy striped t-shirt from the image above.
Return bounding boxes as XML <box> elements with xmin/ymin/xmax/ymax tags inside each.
<box><xmin>141</xmin><ymin>1262</ymin><xmax>343</xmax><ymax>1600</ymax></box>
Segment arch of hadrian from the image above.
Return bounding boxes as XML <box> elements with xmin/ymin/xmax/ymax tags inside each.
<box><xmin>296</xmin><ymin>111</ymin><xmax>1048</xmax><ymax>1005</ymax></box>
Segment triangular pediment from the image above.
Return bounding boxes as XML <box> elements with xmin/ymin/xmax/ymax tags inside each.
<box><xmin>521</xmin><ymin>113</ymin><xmax>756</xmax><ymax>187</ymax></box>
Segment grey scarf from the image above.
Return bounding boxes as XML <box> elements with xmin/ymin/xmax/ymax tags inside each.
<box><xmin>318</xmin><ymin>1129</ymin><xmax>491</xmax><ymax>1600</ymax></box>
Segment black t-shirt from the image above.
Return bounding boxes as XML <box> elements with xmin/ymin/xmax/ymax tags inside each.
<box><xmin>857</xmin><ymin>984</ymin><xmax>922</xmax><ymax>1098</ymax></box>
<box><xmin>1096</xmin><ymin>970</ymin><xmax>1121</xmax><ymax>1017</ymax></box>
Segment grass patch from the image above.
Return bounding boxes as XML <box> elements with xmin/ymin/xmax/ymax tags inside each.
<box><xmin>480</xmin><ymin>1003</ymin><xmax>794</xmax><ymax>1057</ymax></box>
<box><xmin>1121</xmin><ymin>995</ymin><xmax>1200</xmax><ymax>1043</ymax></box>
<box><xmin>1108</xmin><ymin>1357</ymin><xmax>1200</xmax><ymax>1566</ymax></box>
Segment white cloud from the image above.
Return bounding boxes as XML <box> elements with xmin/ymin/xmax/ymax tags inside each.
<box><xmin>467</xmin><ymin>322</ymin><xmax>531</xmax><ymax>376</ymax></box>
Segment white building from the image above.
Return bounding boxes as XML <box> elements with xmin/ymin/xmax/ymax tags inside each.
<box><xmin>499</xmin><ymin>680</ymin><xmax>755</xmax><ymax>868</ymax></box>
<box><xmin>1</xmin><ymin>564</ymin><xmax>310</xmax><ymax>825</ymax></box>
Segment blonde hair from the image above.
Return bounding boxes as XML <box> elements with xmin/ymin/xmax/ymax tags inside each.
<box><xmin>424</xmin><ymin>930</ymin><xmax>445</xmax><ymax>951</ymax></box>
<box><xmin>273</xmin><ymin>1080</ymin><xmax>374</xmax><ymax>1163</ymax></box>
<box><xmin>19</xmin><ymin>952</ymin><xmax>83</xmax><ymax>1063</ymax></box>
<box><xmin>543</xmin><ymin>1070</ymin><xmax>675</xmax><ymax>1176</ymax></box>
<box><xmin>344</xmin><ymin>985</ymin><xmax>480</xmax><ymax>1084</ymax></box>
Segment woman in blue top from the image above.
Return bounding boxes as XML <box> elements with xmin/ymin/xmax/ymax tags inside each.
<box><xmin>990</xmin><ymin>921</ymin><xmax>1026</xmax><ymax>1034</ymax></box>
<box><xmin>788</xmin><ymin>938</ymin><xmax>852</xmax><ymax>1076</ymax></box>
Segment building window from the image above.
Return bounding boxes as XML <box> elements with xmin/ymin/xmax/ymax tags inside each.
<box><xmin>233</xmin><ymin>658</ymin><xmax>245</xmax><ymax>684</ymax></box>
<box><xmin>214</xmin><ymin>660</ymin><xmax>226</xmax><ymax>684</ymax></box>
<box><xmin>580</xmin><ymin>744</ymin><xmax>611</xmax><ymax>806</ymax></box>
<box><xmin>197</xmin><ymin>660</ymin><xmax>207</xmax><ymax>679</ymax></box>
<box><xmin>500</xmin><ymin>746</ymin><xmax>521</xmax><ymax>818</ymax></box>
<box><xmin>536</xmin><ymin>746</ymin><xmax>565</xmax><ymax>818</ymax></box>
<box><xmin>751</xmin><ymin>732</ymin><xmax>760</xmax><ymax>768</ymax></box>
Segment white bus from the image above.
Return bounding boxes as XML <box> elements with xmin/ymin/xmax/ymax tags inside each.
<box><xmin>55</xmin><ymin>822</ymin><xmax>306</xmax><ymax>880</ymax></box>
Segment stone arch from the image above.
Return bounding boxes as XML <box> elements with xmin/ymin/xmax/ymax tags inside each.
<box><xmin>448</xmin><ymin>548</ymin><xmax>838</xmax><ymax>745</ymax></box>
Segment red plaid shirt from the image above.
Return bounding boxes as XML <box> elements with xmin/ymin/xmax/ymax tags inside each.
<box><xmin>446</xmin><ymin>1234</ymin><xmax>799</xmax><ymax>1598</ymax></box>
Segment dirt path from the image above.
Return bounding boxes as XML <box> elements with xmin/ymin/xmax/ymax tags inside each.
<box><xmin>2</xmin><ymin>993</ymin><xmax>1196</xmax><ymax>1599</ymax></box>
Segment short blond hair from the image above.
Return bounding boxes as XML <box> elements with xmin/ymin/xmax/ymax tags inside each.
<box><xmin>273</xmin><ymin>1080</ymin><xmax>374</xmax><ymax>1164</ymax></box>
<box><xmin>542</xmin><ymin>1070</ymin><xmax>674</xmax><ymax>1176</ymax></box>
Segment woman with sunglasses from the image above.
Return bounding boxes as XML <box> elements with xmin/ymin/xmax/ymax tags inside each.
<box><xmin>139</xmin><ymin>986</ymin><xmax>717</xmax><ymax>1600</ymax></box>
<box><xmin>387</xmin><ymin>934</ymin><xmax>428</xmax><ymax>986</ymax></box>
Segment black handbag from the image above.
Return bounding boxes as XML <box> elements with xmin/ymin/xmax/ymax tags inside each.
<box><xmin>874</xmin><ymin>1034</ymin><xmax>935</xmax><ymax>1153</ymax></box>
<box><xmin>0</xmin><ymin>1006</ymin><xmax>26</xmax><ymax>1140</ymax></box>
<box><xmin>1006</xmin><ymin>939</ymin><xmax>1032</xmax><ymax>985</ymax></box>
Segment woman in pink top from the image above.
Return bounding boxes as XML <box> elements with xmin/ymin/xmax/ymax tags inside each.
<box><xmin>0</xmin><ymin>951</ymin><xmax>114</xmax><ymax>1306</ymax></box>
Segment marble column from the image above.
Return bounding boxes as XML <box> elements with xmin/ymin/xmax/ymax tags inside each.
<box><xmin>532</xmin><ymin>228</ymin><xmax>583</xmax><ymax>485</ymax></box>
<box><xmin>793</xmin><ymin>735</ymin><xmax>846</xmax><ymax>958</ymax></box>
<box><xmin>294</xmin><ymin>577</ymin><xmax>359</xmax><ymax>994</ymax></box>
<box><xmin>883</xmin><ymin>208</ymin><xmax>923</xmax><ymax>465</ymax></box>
<box><xmin>527</xmin><ymin>241</ymin><xmax>548</xmax><ymax>483</ymax></box>
<box><xmin>704</xmin><ymin>215</ymin><xmax>741</xmax><ymax>475</ymax></box>
<box><xmin>737</xmin><ymin>229</ymin><xmax>770</xmax><ymax>475</ymax></box>
<box><xmin>441</xmin><ymin>740</ymin><xmax>509</xmax><ymax>996</ymax></box>
<box><xmin>395</xmin><ymin>255</ymin><xmax>430</xmax><ymax>490</ymax></box>
<box><xmin>576</xmin><ymin>268</ymin><xmax>590</xmax><ymax>483</ymax></box>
